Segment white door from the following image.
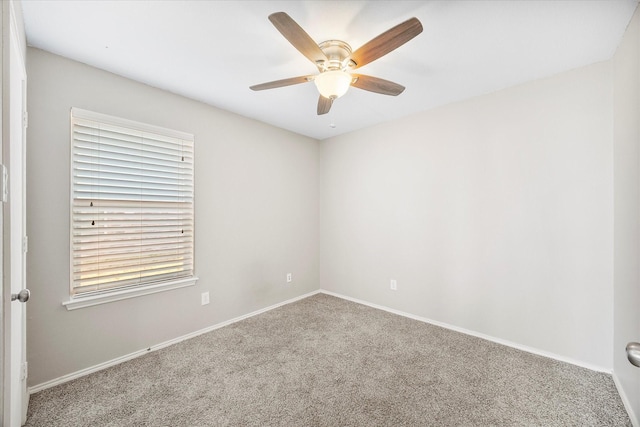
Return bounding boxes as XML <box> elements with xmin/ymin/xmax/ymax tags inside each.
<box><xmin>2</xmin><ymin>1</ymin><xmax>29</xmax><ymax>425</ymax></box>
<box><xmin>621</xmin><ymin>269</ymin><xmax>640</xmax><ymax>424</ymax></box>
<box><xmin>620</xmin><ymin>256</ymin><xmax>640</xmax><ymax>424</ymax></box>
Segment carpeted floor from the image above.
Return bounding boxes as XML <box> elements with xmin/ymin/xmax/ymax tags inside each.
<box><xmin>26</xmin><ymin>293</ymin><xmax>631</xmax><ymax>426</ymax></box>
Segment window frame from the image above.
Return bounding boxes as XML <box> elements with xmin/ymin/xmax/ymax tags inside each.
<box><xmin>64</xmin><ymin>108</ymin><xmax>197</xmax><ymax>310</ymax></box>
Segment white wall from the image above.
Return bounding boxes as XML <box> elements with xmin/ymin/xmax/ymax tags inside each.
<box><xmin>613</xmin><ymin>5</ymin><xmax>640</xmax><ymax>425</ymax></box>
<box><xmin>25</xmin><ymin>48</ymin><xmax>319</xmax><ymax>387</ymax></box>
<box><xmin>320</xmin><ymin>61</ymin><xmax>614</xmax><ymax>369</ymax></box>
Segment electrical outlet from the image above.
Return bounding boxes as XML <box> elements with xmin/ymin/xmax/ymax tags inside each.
<box><xmin>390</xmin><ymin>279</ymin><xmax>397</xmax><ymax>291</ymax></box>
<box><xmin>286</xmin><ymin>273</ymin><xmax>292</xmax><ymax>283</ymax></box>
<box><xmin>201</xmin><ymin>292</ymin><xmax>210</xmax><ymax>305</ymax></box>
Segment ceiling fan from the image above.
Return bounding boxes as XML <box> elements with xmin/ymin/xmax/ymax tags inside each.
<box><xmin>250</xmin><ymin>12</ymin><xmax>423</xmax><ymax>115</ymax></box>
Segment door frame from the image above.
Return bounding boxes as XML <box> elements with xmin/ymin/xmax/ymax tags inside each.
<box><xmin>2</xmin><ymin>1</ymin><xmax>28</xmax><ymax>425</ymax></box>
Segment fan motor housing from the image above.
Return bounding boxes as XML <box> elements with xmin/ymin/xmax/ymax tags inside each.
<box><xmin>318</xmin><ymin>40</ymin><xmax>356</xmax><ymax>71</ymax></box>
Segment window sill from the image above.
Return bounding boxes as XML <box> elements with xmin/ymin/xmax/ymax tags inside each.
<box><xmin>62</xmin><ymin>277</ymin><xmax>199</xmax><ymax>311</ymax></box>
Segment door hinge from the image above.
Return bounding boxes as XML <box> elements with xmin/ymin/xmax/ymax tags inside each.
<box><xmin>23</xmin><ymin>111</ymin><xmax>28</xmax><ymax>129</ymax></box>
<box><xmin>20</xmin><ymin>362</ymin><xmax>28</xmax><ymax>381</ymax></box>
<box><xmin>23</xmin><ymin>236</ymin><xmax>28</xmax><ymax>253</ymax></box>
<box><xmin>0</xmin><ymin>164</ymin><xmax>7</xmax><ymax>203</ymax></box>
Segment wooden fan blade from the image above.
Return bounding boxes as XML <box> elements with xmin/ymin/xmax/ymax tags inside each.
<box><xmin>350</xmin><ymin>17</ymin><xmax>423</xmax><ymax>69</ymax></box>
<box><xmin>351</xmin><ymin>74</ymin><xmax>405</xmax><ymax>96</ymax></box>
<box><xmin>250</xmin><ymin>75</ymin><xmax>312</xmax><ymax>91</ymax></box>
<box><xmin>269</xmin><ymin>12</ymin><xmax>328</xmax><ymax>66</ymax></box>
<box><xmin>317</xmin><ymin>96</ymin><xmax>333</xmax><ymax>115</ymax></box>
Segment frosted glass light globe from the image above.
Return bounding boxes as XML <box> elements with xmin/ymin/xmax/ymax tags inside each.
<box><xmin>314</xmin><ymin>70</ymin><xmax>352</xmax><ymax>99</ymax></box>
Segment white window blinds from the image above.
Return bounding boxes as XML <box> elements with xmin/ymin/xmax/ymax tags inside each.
<box><xmin>71</xmin><ymin>108</ymin><xmax>194</xmax><ymax>296</ymax></box>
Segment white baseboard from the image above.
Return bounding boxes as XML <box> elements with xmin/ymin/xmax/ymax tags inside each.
<box><xmin>319</xmin><ymin>289</ymin><xmax>611</xmax><ymax>374</ymax></box>
<box><xmin>29</xmin><ymin>289</ymin><xmax>321</xmax><ymax>394</ymax></box>
<box><xmin>30</xmin><ymin>287</ymin><xmax>612</xmax><ymax>396</ymax></box>
<box><xmin>612</xmin><ymin>372</ymin><xmax>640</xmax><ymax>427</ymax></box>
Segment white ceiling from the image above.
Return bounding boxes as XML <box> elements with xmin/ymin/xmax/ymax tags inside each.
<box><xmin>21</xmin><ymin>0</ymin><xmax>638</xmax><ymax>140</ymax></box>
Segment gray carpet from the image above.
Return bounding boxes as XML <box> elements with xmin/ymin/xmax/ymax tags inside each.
<box><xmin>26</xmin><ymin>294</ymin><xmax>630</xmax><ymax>426</ymax></box>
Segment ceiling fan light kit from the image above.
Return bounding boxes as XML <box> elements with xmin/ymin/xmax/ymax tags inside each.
<box><xmin>250</xmin><ymin>12</ymin><xmax>423</xmax><ymax>115</ymax></box>
<box><xmin>314</xmin><ymin>70</ymin><xmax>352</xmax><ymax>99</ymax></box>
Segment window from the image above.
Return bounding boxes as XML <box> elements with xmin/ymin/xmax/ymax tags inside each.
<box><xmin>67</xmin><ymin>108</ymin><xmax>195</xmax><ymax>309</ymax></box>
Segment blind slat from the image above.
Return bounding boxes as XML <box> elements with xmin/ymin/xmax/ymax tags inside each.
<box><xmin>74</xmin><ymin>255</ymin><xmax>194</xmax><ymax>274</ymax></box>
